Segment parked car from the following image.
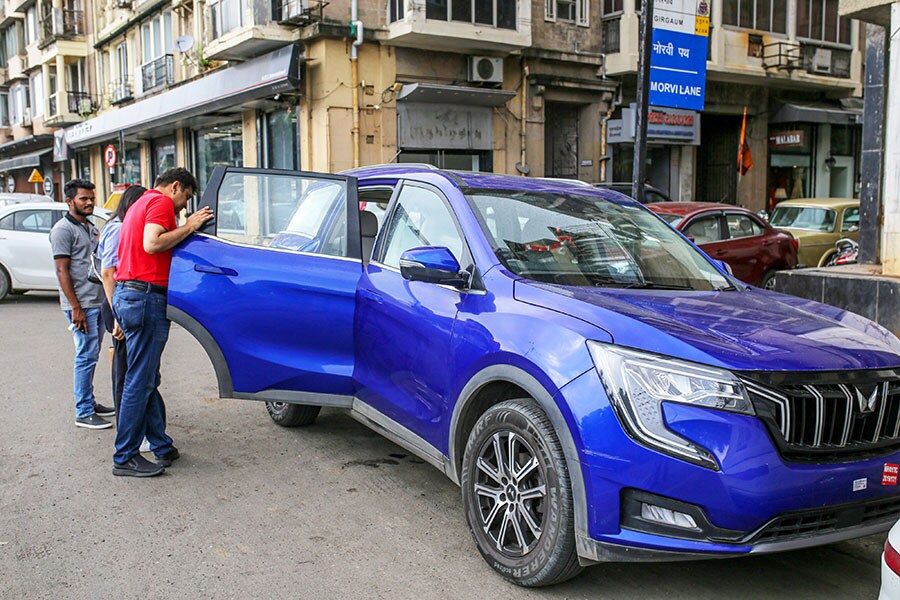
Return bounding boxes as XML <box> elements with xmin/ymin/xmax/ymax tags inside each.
<box><xmin>647</xmin><ymin>202</ymin><xmax>798</xmax><ymax>288</ymax></box>
<box><xmin>882</xmin><ymin>519</ymin><xmax>900</xmax><ymax>600</ymax></box>
<box><xmin>0</xmin><ymin>192</ymin><xmax>53</xmax><ymax>207</ymax></box>
<box><xmin>170</xmin><ymin>165</ymin><xmax>900</xmax><ymax>586</ymax></box>
<box><xmin>593</xmin><ymin>182</ymin><xmax>672</xmax><ymax>203</ymax></box>
<box><xmin>0</xmin><ymin>202</ymin><xmax>110</xmax><ymax>300</ymax></box>
<box><xmin>769</xmin><ymin>198</ymin><xmax>859</xmax><ymax>267</ymax></box>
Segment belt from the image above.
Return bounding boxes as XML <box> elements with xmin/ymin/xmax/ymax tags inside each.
<box><xmin>119</xmin><ymin>280</ymin><xmax>168</xmax><ymax>296</ymax></box>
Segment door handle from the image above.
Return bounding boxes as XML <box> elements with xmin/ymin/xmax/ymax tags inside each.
<box><xmin>194</xmin><ymin>264</ymin><xmax>238</xmax><ymax>277</ymax></box>
<box><xmin>762</xmin><ymin>240</ymin><xmax>774</xmax><ymax>246</ymax></box>
<box><xmin>359</xmin><ymin>288</ymin><xmax>383</xmax><ymax>304</ymax></box>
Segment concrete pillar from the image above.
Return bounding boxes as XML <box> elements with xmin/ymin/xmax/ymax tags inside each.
<box><xmin>679</xmin><ymin>145</ymin><xmax>694</xmax><ymax>202</ymax></box>
<box><xmin>882</xmin><ymin>3</ymin><xmax>900</xmax><ymax>276</ymax></box>
<box><xmin>242</xmin><ymin>109</ymin><xmax>258</xmax><ymax>168</ymax></box>
<box><xmin>815</xmin><ymin>124</ymin><xmax>831</xmax><ymax>197</ymax></box>
<box><xmin>56</xmin><ymin>54</ymin><xmax>67</xmax><ymax>116</ymax></box>
<box><xmin>860</xmin><ymin>23</ymin><xmax>887</xmax><ymax>264</ymax></box>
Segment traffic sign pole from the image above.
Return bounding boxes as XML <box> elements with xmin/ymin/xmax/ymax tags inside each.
<box><xmin>632</xmin><ymin>1</ymin><xmax>654</xmax><ymax>205</ymax></box>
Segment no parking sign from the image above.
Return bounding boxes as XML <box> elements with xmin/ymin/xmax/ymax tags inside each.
<box><xmin>104</xmin><ymin>145</ymin><xmax>117</xmax><ymax>169</ymax></box>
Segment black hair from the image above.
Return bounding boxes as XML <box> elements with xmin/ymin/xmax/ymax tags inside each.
<box><xmin>115</xmin><ymin>185</ymin><xmax>147</xmax><ymax>221</ymax></box>
<box><xmin>154</xmin><ymin>168</ymin><xmax>198</xmax><ymax>194</ymax></box>
<box><xmin>64</xmin><ymin>178</ymin><xmax>96</xmax><ymax>200</ymax></box>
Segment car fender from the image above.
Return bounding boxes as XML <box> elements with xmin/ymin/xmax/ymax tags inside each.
<box><xmin>447</xmin><ymin>363</ymin><xmax>591</xmax><ymax>541</ymax></box>
<box><xmin>167</xmin><ymin>305</ymin><xmax>235</xmax><ymax>397</ymax></box>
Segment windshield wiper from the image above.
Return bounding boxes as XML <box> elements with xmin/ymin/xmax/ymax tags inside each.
<box><xmin>622</xmin><ymin>282</ymin><xmax>693</xmax><ymax>290</ymax></box>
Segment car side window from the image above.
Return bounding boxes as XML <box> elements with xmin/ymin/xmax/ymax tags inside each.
<box><xmin>0</xmin><ymin>214</ymin><xmax>12</xmax><ymax>230</ymax></box>
<box><xmin>216</xmin><ymin>171</ymin><xmax>349</xmax><ymax>258</ymax></box>
<box><xmin>682</xmin><ymin>215</ymin><xmax>722</xmax><ymax>244</ymax></box>
<box><xmin>725</xmin><ymin>214</ymin><xmax>764</xmax><ymax>239</ymax></box>
<box><xmin>380</xmin><ymin>185</ymin><xmax>464</xmax><ymax>269</ymax></box>
<box><xmin>841</xmin><ymin>207</ymin><xmax>860</xmax><ymax>232</ymax></box>
<box><xmin>14</xmin><ymin>210</ymin><xmax>54</xmax><ymax>233</ymax></box>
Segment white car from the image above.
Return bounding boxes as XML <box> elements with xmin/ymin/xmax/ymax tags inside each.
<box><xmin>0</xmin><ymin>202</ymin><xmax>110</xmax><ymax>300</ymax></box>
<box><xmin>882</xmin><ymin>519</ymin><xmax>900</xmax><ymax>599</ymax></box>
<box><xmin>0</xmin><ymin>192</ymin><xmax>54</xmax><ymax>206</ymax></box>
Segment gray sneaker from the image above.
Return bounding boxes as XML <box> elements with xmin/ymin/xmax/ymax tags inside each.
<box><xmin>75</xmin><ymin>414</ymin><xmax>112</xmax><ymax>430</ymax></box>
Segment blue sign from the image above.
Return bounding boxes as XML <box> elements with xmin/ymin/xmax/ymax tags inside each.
<box><xmin>648</xmin><ymin>28</ymin><xmax>708</xmax><ymax>111</ymax></box>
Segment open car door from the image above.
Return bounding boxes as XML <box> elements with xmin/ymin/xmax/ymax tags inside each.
<box><xmin>168</xmin><ymin>166</ymin><xmax>362</xmax><ymax>407</ymax></box>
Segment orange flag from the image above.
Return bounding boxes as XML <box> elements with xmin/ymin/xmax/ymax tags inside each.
<box><xmin>738</xmin><ymin>106</ymin><xmax>753</xmax><ymax>175</ymax></box>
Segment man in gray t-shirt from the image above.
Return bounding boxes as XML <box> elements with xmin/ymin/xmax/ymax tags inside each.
<box><xmin>49</xmin><ymin>179</ymin><xmax>115</xmax><ymax>430</ymax></box>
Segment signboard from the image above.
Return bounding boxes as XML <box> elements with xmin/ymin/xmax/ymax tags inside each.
<box><xmin>649</xmin><ymin>0</ymin><xmax>710</xmax><ymax>111</ymax></box>
<box><xmin>28</xmin><ymin>169</ymin><xmax>44</xmax><ymax>184</ymax></box>
<box><xmin>769</xmin><ymin>130</ymin><xmax>805</xmax><ymax>148</ymax></box>
<box><xmin>43</xmin><ymin>177</ymin><xmax>53</xmax><ymax>196</ymax></box>
<box><xmin>104</xmin><ymin>145</ymin><xmax>117</xmax><ymax>168</ymax></box>
<box><xmin>608</xmin><ymin>105</ymin><xmax>701</xmax><ymax>145</ymax></box>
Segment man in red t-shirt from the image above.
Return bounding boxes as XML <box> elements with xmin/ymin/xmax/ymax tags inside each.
<box><xmin>111</xmin><ymin>168</ymin><xmax>213</xmax><ymax>477</ymax></box>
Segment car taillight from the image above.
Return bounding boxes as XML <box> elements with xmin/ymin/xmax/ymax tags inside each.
<box><xmin>791</xmin><ymin>238</ymin><xmax>799</xmax><ymax>251</ymax></box>
<box><xmin>885</xmin><ymin>538</ymin><xmax>900</xmax><ymax>576</ymax></box>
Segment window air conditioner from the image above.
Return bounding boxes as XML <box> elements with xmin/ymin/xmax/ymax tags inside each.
<box><xmin>78</xmin><ymin>97</ymin><xmax>93</xmax><ymax>115</ymax></box>
<box><xmin>468</xmin><ymin>56</ymin><xmax>504</xmax><ymax>84</ymax></box>
<box><xmin>810</xmin><ymin>47</ymin><xmax>833</xmax><ymax>74</ymax></box>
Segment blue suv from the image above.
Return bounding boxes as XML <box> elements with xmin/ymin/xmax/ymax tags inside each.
<box><xmin>170</xmin><ymin>165</ymin><xmax>900</xmax><ymax>586</ymax></box>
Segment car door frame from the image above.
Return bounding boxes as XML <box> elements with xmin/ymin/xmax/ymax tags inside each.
<box><xmin>168</xmin><ymin>165</ymin><xmax>363</xmax><ymax>408</ymax></box>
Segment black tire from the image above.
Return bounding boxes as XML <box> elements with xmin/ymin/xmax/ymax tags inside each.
<box><xmin>0</xmin><ymin>267</ymin><xmax>10</xmax><ymax>301</ymax></box>
<box><xmin>759</xmin><ymin>270</ymin><xmax>778</xmax><ymax>291</ymax></box>
<box><xmin>461</xmin><ymin>399</ymin><xmax>582</xmax><ymax>587</ymax></box>
<box><xmin>265</xmin><ymin>402</ymin><xmax>321</xmax><ymax>427</ymax></box>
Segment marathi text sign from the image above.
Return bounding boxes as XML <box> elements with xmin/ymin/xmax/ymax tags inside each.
<box><xmin>649</xmin><ymin>0</ymin><xmax>709</xmax><ymax>111</ymax></box>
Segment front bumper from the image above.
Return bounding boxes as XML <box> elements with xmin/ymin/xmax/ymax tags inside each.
<box><xmin>560</xmin><ymin>368</ymin><xmax>900</xmax><ymax>560</ymax></box>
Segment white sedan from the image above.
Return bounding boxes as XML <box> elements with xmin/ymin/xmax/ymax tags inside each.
<box><xmin>882</xmin><ymin>520</ymin><xmax>900</xmax><ymax>599</ymax></box>
<box><xmin>0</xmin><ymin>202</ymin><xmax>110</xmax><ymax>300</ymax></box>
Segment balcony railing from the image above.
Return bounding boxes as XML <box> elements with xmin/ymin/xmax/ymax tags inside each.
<box><xmin>141</xmin><ymin>54</ymin><xmax>175</xmax><ymax>92</ymax></box>
<box><xmin>273</xmin><ymin>0</ymin><xmax>326</xmax><ymax>24</ymax></box>
<box><xmin>68</xmin><ymin>90</ymin><xmax>96</xmax><ymax>115</ymax></box>
<box><xmin>110</xmin><ymin>78</ymin><xmax>134</xmax><ymax>105</ymax></box>
<box><xmin>39</xmin><ymin>8</ymin><xmax>85</xmax><ymax>46</ymax></box>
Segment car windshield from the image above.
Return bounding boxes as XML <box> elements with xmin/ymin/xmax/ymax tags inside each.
<box><xmin>770</xmin><ymin>206</ymin><xmax>836</xmax><ymax>232</ymax></box>
<box><xmin>466</xmin><ymin>189</ymin><xmax>732</xmax><ymax>291</ymax></box>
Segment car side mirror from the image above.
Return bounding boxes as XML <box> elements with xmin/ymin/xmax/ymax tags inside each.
<box><xmin>399</xmin><ymin>247</ymin><xmax>467</xmax><ymax>288</ymax></box>
<box><xmin>711</xmin><ymin>258</ymin><xmax>733</xmax><ymax>275</ymax></box>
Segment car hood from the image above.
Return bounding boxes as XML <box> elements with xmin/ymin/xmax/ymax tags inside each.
<box><xmin>513</xmin><ymin>281</ymin><xmax>900</xmax><ymax>372</ymax></box>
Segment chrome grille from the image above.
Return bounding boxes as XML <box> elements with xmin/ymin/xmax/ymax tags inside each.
<box><xmin>741</xmin><ymin>373</ymin><xmax>900</xmax><ymax>461</ymax></box>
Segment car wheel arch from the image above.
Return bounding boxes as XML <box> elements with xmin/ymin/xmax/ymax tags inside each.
<box><xmin>447</xmin><ymin>363</ymin><xmax>590</xmax><ymax>541</ymax></box>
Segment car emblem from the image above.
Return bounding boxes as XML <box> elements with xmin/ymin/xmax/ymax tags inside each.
<box><xmin>855</xmin><ymin>385</ymin><xmax>880</xmax><ymax>413</ymax></box>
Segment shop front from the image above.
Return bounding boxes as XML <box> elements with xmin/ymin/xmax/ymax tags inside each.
<box><xmin>608</xmin><ymin>104</ymin><xmax>701</xmax><ymax>201</ymax></box>
<box><xmin>395</xmin><ymin>83</ymin><xmax>515</xmax><ymax>172</ymax></box>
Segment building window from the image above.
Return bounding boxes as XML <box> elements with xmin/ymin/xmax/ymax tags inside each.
<box><xmin>25</xmin><ymin>6</ymin><xmax>38</xmax><ymax>46</ymax></box>
<box><xmin>29</xmin><ymin>73</ymin><xmax>43</xmax><ymax>118</ymax></box>
<box><xmin>427</xmin><ymin>0</ymin><xmax>517</xmax><ymax>30</ymax></box>
<box><xmin>601</xmin><ymin>0</ymin><xmax>622</xmax><ymax>14</ymax></box>
<box><xmin>796</xmin><ymin>0</ymin><xmax>851</xmax><ymax>45</ymax></box>
<box><xmin>265</xmin><ymin>108</ymin><xmax>299</xmax><ymax>170</ymax></box>
<box><xmin>0</xmin><ymin>92</ymin><xmax>9</xmax><ymax>127</ymax></box>
<box><xmin>722</xmin><ymin>1</ymin><xmax>786</xmax><ymax>33</ymax></box>
<box><xmin>210</xmin><ymin>0</ymin><xmax>243</xmax><ymax>39</ymax></box>
<box><xmin>388</xmin><ymin>0</ymin><xmax>404</xmax><ymax>22</ymax></box>
<box><xmin>10</xmin><ymin>84</ymin><xmax>29</xmax><ymax>124</ymax></box>
<box><xmin>544</xmin><ymin>0</ymin><xmax>588</xmax><ymax>26</ymax></box>
<box><xmin>142</xmin><ymin>12</ymin><xmax>174</xmax><ymax>92</ymax></box>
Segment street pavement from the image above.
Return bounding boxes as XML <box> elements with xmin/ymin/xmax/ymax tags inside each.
<box><xmin>0</xmin><ymin>292</ymin><xmax>887</xmax><ymax>599</ymax></box>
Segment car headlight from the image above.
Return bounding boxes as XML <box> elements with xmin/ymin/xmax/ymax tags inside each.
<box><xmin>587</xmin><ymin>342</ymin><xmax>754</xmax><ymax>470</ymax></box>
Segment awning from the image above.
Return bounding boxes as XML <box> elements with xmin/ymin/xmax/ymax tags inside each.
<box><xmin>0</xmin><ymin>149</ymin><xmax>49</xmax><ymax>172</ymax></box>
<box><xmin>770</xmin><ymin>101</ymin><xmax>863</xmax><ymax>126</ymax></box>
<box><xmin>65</xmin><ymin>44</ymin><xmax>303</xmax><ymax>148</ymax></box>
<box><xmin>398</xmin><ymin>83</ymin><xmax>516</xmax><ymax>107</ymax></box>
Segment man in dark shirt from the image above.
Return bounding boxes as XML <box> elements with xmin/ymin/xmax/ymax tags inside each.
<box><xmin>50</xmin><ymin>179</ymin><xmax>116</xmax><ymax>430</ymax></box>
<box><xmin>111</xmin><ymin>168</ymin><xmax>212</xmax><ymax>477</ymax></box>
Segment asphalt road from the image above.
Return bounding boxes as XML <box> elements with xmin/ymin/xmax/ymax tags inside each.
<box><xmin>0</xmin><ymin>293</ymin><xmax>887</xmax><ymax>599</ymax></box>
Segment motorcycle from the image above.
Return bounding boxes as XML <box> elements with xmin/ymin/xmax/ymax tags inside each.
<box><xmin>824</xmin><ymin>237</ymin><xmax>859</xmax><ymax>266</ymax></box>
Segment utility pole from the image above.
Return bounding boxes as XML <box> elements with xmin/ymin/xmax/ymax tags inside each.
<box><xmin>632</xmin><ymin>0</ymin><xmax>654</xmax><ymax>204</ymax></box>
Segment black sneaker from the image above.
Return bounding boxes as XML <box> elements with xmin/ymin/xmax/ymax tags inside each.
<box><xmin>112</xmin><ymin>455</ymin><xmax>165</xmax><ymax>477</ymax></box>
<box><xmin>75</xmin><ymin>414</ymin><xmax>112</xmax><ymax>430</ymax></box>
<box><xmin>94</xmin><ymin>403</ymin><xmax>115</xmax><ymax>417</ymax></box>
<box><xmin>155</xmin><ymin>447</ymin><xmax>180</xmax><ymax>468</ymax></box>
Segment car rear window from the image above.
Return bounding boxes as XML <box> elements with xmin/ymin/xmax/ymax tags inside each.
<box><xmin>770</xmin><ymin>206</ymin><xmax>836</xmax><ymax>232</ymax></box>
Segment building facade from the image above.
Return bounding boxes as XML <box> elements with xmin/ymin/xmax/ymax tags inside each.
<box><xmin>0</xmin><ymin>0</ymin><xmax>863</xmax><ymax>209</ymax></box>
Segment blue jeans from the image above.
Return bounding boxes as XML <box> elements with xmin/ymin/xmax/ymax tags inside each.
<box><xmin>64</xmin><ymin>307</ymin><xmax>104</xmax><ymax>419</ymax></box>
<box><xmin>112</xmin><ymin>285</ymin><xmax>174</xmax><ymax>464</ymax></box>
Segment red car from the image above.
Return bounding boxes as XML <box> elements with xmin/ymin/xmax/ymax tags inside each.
<box><xmin>648</xmin><ymin>203</ymin><xmax>798</xmax><ymax>288</ymax></box>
